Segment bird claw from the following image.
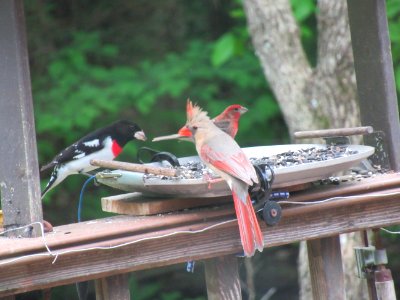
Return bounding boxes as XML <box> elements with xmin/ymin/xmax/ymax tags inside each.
<box><xmin>202</xmin><ymin>173</ymin><xmax>219</xmax><ymax>190</ymax></box>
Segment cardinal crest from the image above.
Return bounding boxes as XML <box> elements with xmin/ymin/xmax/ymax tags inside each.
<box><xmin>186</xmin><ymin>99</ymin><xmax>210</xmax><ymax>124</ymax></box>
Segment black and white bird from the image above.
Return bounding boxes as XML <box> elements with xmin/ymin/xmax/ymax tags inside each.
<box><xmin>41</xmin><ymin>120</ymin><xmax>146</xmax><ymax>199</ymax></box>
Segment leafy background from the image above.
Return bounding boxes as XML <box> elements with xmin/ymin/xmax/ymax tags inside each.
<box><xmin>17</xmin><ymin>0</ymin><xmax>400</xmax><ymax>299</ymax></box>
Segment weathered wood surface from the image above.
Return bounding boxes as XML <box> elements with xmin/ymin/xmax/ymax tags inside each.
<box><xmin>0</xmin><ymin>0</ymin><xmax>43</xmax><ymax>236</ymax></box>
<box><xmin>95</xmin><ymin>274</ymin><xmax>130</xmax><ymax>300</ymax></box>
<box><xmin>0</xmin><ymin>173</ymin><xmax>400</xmax><ymax>296</ymax></box>
<box><xmin>91</xmin><ymin>159</ymin><xmax>178</xmax><ymax>177</ymax></box>
<box><xmin>204</xmin><ymin>255</ymin><xmax>241</xmax><ymax>300</ymax></box>
<box><xmin>307</xmin><ymin>236</ymin><xmax>345</xmax><ymax>300</ymax></box>
<box><xmin>294</xmin><ymin>126</ymin><xmax>373</xmax><ymax>139</ymax></box>
<box><xmin>102</xmin><ymin>193</ymin><xmax>231</xmax><ymax>216</ymax></box>
<box><xmin>374</xmin><ymin>268</ymin><xmax>397</xmax><ymax>300</ymax></box>
<box><xmin>347</xmin><ymin>0</ymin><xmax>400</xmax><ymax>171</ymax></box>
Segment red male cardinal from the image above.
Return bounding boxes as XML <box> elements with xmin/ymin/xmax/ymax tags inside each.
<box><xmin>179</xmin><ymin>100</ymin><xmax>264</xmax><ymax>256</ymax></box>
<box><xmin>152</xmin><ymin>103</ymin><xmax>247</xmax><ymax>142</ymax></box>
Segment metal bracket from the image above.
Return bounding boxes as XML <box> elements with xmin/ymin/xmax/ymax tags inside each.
<box><xmin>96</xmin><ymin>171</ymin><xmax>122</xmax><ymax>180</ymax></box>
<box><xmin>354</xmin><ymin>246</ymin><xmax>388</xmax><ymax>278</ymax></box>
<box><xmin>363</xmin><ymin>131</ymin><xmax>390</xmax><ymax>171</ymax></box>
<box><xmin>323</xmin><ymin>136</ymin><xmax>350</xmax><ymax>146</ymax></box>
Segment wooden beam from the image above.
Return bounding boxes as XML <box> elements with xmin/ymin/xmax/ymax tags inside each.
<box><xmin>204</xmin><ymin>255</ymin><xmax>241</xmax><ymax>300</ymax></box>
<box><xmin>101</xmin><ymin>193</ymin><xmax>231</xmax><ymax>216</ymax></box>
<box><xmin>95</xmin><ymin>274</ymin><xmax>130</xmax><ymax>300</ymax></box>
<box><xmin>307</xmin><ymin>236</ymin><xmax>345</xmax><ymax>300</ymax></box>
<box><xmin>0</xmin><ymin>174</ymin><xmax>399</xmax><ymax>296</ymax></box>
<box><xmin>347</xmin><ymin>0</ymin><xmax>400</xmax><ymax>171</ymax></box>
<box><xmin>0</xmin><ymin>0</ymin><xmax>42</xmax><ymax>236</ymax></box>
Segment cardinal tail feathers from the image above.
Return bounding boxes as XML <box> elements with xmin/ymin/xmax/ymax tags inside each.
<box><xmin>232</xmin><ymin>187</ymin><xmax>264</xmax><ymax>257</ymax></box>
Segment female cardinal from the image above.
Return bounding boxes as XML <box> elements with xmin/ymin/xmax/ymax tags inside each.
<box><xmin>179</xmin><ymin>100</ymin><xmax>264</xmax><ymax>256</ymax></box>
<box><xmin>152</xmin><ymin>102</ymin><xmax>247</xmax><ymax>142</ymax></box>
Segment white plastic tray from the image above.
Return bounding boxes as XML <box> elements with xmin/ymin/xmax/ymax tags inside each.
<box><xmin>96</xmin><ymin>144</ymin><xmax>374</xmax><ymax>198</ymax></box>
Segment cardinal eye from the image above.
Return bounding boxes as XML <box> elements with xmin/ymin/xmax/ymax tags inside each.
<box><xmin>234</xmin><ymin>107</ymin><xmax>239</xmax><ymax>111</ymax></box>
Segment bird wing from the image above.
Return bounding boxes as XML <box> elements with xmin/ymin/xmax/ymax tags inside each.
<box><xmin>40</xmin><ymin>134</ymin><xmax>108</xmax><ymax>171</ymax></box>
<box><xmin>199</xmin><ymin>136</ymin><xmax>257</xmax><ymax>186</ymax></box>
<box><xmin>213</xmin><ymin>119</ymin><xmax>230</xmax><ymax>132</ymax></box>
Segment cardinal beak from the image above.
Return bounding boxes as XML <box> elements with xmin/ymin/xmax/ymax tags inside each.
<box><xmin>134</xmin><ymin>130</ymin><xmax>147</xmax><ymax>141</ymax></box>
<box><xmin>177</xmin><ymin>126</ymin><xmax>192</xmax><ymax>137</ymax></box>
<box><xmin>239</xmin><ymin>107</ymin><xmax>248</xmax><ymax>114</ymax></box>
<box><xmin>152</xmin><ymin>133</ymin><xmax>182</xmax><ymax>142</ymax></box>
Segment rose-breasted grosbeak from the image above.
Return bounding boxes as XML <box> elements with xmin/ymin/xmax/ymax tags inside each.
<box><xmin>41</xmin><ymin>120</ymin><xmax>146</xmax><ymax>198</ymax></box>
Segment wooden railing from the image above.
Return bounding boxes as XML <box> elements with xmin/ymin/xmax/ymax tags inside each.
<box><xmin>0</xmin><ymin>0</ymin><xmax>399</xmax><ymax>299</ymax></box>
<box><xmin>0</xmin><ymin>173</ymin><xmax>400</xmax><ymax>298</ymax></box>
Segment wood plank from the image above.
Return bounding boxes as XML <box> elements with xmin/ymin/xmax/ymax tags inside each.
<box><xmin>0</xmin><ymin>0</ymin><xmax>43</xmax><ymax>236</ymax></box>
<box><xmin>0</xmin><ymin>181</ymin><xmax>400</xmax><ymax>296</ymax></box>
<box><xmin>204</xmin><ymin>255</ymin><xmax>241</xmax><ymax>300</ymax></box>
<box><xmin>95</xmin><ymin>274</ymin><xmax>130</xmax><ymax>300</ymax></box>
<box><xmin>0</xmin><ymin>173</ymin><xmax>390</xmax><ymax>259</ymax></box>
<box><xmin>307</xmin><ymin>236</ymin><xmax>345</xmax><ymax>300</ymax></box>
<box><xmin>0</xmin><ymin>205</ymin><xmax>235</xmax><ymax>258</ymax></box>
<box><xmin>101</xmin><ymin>193</ymin><xmax>231</xmax><ymax>215</ymax></box>
<box><xmin>288</xmin><ymin>173</ymin><xmax>400</xmax><ymax>202</ymax></box>
<box><xmin>347</xmin><ymin>0</ymin><xmax>400</xmax><ymax>171</ymax></box>
<box><xmin>0</xmin><ymin>178</ymin><xmax>400</xmax><ymax>296</ymax></box>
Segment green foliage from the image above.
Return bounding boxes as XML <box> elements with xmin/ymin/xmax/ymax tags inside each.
<box><xmin>387</xmin><ymin>0</ymin><xmax>400</xmax><ymax>93</ymax></box>
<box><xmin>212</xmin><ymin>33</ymin><xmax>237</xmax><ymax>67</ymax></box>
<box><xmin>27</xmin><ymin>0</ymin><xmax>400</xmax><ymax>298</ymax></box>
<box><xmin>34</xmin><ymin>30</ymin><xmax>285</xmax><ymax>160</ymax></box>
<box><xmin>291</xmin><ymin>0</ymin><xmax>315</xmax><ymax>22</ymax></box>
<box><xmin>129</xmin><ymin>275</ymin><xmax>205</xmax><ymax>300</ymax></box>
<box><xmin>130</xmin><ymin>276</ymin><xmax>162</xmax><ymax>300</ymax></box>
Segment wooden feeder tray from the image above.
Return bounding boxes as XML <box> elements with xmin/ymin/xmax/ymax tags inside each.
<box><xmin>97</xmin><ymin>144</ymin><xmax>374</xmax><ymax>216</ymax></box>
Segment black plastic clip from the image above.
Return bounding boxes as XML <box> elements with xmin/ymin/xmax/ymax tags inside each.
<box><xmin>137</xmin><ymin>147</ymin><xmax>180</xmax><ymax>167</ymax></box>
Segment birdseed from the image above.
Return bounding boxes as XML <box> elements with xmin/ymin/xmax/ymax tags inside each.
<box><xmin>143</xmin><ymin>145</ymin><xmax>359</xmax><ymax>181</ymax></box>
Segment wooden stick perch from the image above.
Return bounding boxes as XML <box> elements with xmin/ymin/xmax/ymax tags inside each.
<box><xmin>294</xmin><ymin>126</ymin><xmax>374</xmax><ymax>139</ymax></box>
<box><xmin>90</xmin><ymin>159</ymin><xmax>179</xmax><ymax>177</ymax></box>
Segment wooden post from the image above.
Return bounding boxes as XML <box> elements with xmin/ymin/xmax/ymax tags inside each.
<box><xmin>94</xmin><ymin>274</ymin><xmax>130</xmax><ymax>300</ymax></box>
<box><xmin>373</xmin><ymin>230</ymin><xmax>397</xmax><ymax>300</ymax></box>
<box><xmin>361</xmin><ymin>231</ymin><xmax>378</xmax><ymax>300</ymax></box>
<box><xmin>204</xmin><ymin>255</ymin><xmax>242</xmax><ymax>300</ymax></box>
<box><xmin>347</xmin><ymin>0</ymin><xmax>400</xmax><ymax>172</ymax></box>
<box><xmin>307</xmin><ymin>236</ymin><xmax>345</xmax><ymax>300</ymax></box>
<box><xmin>374</xmin><ymin>267</ymin><xmax>396</xmax><ymax>300</ymax></box>
<box><xmin>348</xmin><ymin>1</ymin><xmax>399</xmax><ymax>299</ymax></box>
<box><xmin>0</xmin><ymin>0</ymin><xmax>43</xmax><ymax>236</ymax></box>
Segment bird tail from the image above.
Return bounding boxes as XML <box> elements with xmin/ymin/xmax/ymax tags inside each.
<box><xmin>232</xmin><ymin>185</ymin><xmax>264</xmax><ymax>257</ymax></box>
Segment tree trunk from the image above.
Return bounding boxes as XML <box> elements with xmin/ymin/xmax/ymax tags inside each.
<box><xmin>243</xmin><ymin>0</ymin><xmax>367</xmax><ymax>299</ymax></box>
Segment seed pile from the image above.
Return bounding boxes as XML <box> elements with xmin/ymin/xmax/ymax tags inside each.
<box><xmin>144</xmin><ymin>145</ymin><xmax>359</xmax><ymax>181</ymax></box>
<box><xmin>249</xmin><ymin>145</ymin><xmax>358</xmax><ymax>168</ymax></box>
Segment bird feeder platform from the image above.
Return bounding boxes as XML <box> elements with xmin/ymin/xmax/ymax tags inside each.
<box><xmin>96</xmin><ymin>143</ymin><xmax>374</xmax><ymax>216</ymax></box>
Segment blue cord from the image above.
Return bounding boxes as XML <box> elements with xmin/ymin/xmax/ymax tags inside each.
<box><xmin>78</xmin><ymin>175</ymin><xmax>97</xmax><ymax>223</ymax></box>
<box><xmin>186</xmin><ymin>261</ymin><xmax>195</xmax><ymax>273</ymax></box>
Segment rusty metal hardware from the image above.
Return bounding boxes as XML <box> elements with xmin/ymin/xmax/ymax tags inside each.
<box><xmin>354</xmin><ymin>246</ymin><xmax>388</xmax><ymax>279</ymax></box>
